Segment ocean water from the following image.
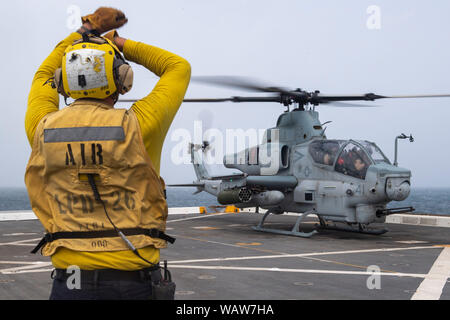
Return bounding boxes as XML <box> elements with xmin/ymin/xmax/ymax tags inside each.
<box><xmin>390</xmin><ymin>187</ymin><xmax>450</xmax><ymax>215</ymax></box>
<box><xmin>0</xmin><ymin>187</ymin><xmax>449</xmax><ymax>215</ymax></box>
<box><xmin>0</xmin><ymin>187</ymin><xmax>220</xmax><ymax>212</ymax></box>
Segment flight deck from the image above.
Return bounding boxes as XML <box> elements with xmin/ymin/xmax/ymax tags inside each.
<box><xmin>0</xmin><ymin>209</ymin><xmax>449</xmax><ymax>300</ymax></box>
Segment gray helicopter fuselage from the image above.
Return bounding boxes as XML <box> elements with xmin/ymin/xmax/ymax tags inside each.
<box><xmin>280</xmin><ymin>141</ymin><xmax>410</xmax><ymax>224</ymax></box>
<box><xmin>190</xmin><ymin>109</ymin><xmax>411</xmax><ymax>227</ymax></box>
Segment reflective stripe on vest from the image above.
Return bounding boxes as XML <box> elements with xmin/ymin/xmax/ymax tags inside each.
<box><xmin>44</xmin><ymin>126</ymin><xmax>125</xmax><ymax>143</ymax></box>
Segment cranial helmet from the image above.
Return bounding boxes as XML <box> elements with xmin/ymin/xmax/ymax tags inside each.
<box><xmin>53</xmin><ymin>35</ymin><xmax>133</xmax><ymax>100</ymax></box>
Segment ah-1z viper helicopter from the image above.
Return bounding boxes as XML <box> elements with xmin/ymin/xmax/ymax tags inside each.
<box><xmin>125</xmin><ymin>77</ymin><xmax>449</xmax><ymax>237</ymax></box>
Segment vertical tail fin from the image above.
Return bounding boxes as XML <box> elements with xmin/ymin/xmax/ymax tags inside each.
<box><xmin>190</xmin><ymin>142</ymin><xmax>211</xmax><ymax>180</ymax></box>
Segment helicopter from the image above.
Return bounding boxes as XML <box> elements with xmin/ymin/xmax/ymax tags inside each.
<box><xmin>123</xmin><ymin>76</ymin><xmax>450</xmax><ymax>237</ymax></box>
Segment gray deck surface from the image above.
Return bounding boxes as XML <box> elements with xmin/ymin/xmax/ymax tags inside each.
<box><xmin>0</xmin><ymin>212</ymin><xmax>449</xmax><ymax>300</ymax></box>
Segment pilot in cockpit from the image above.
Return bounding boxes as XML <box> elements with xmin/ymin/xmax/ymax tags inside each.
<box><xmin>309</xmin><ymin>141</ymin><xmax>340</xmax><ymax>166</ymax></box>
<box><xmin>335</xmin><ymin>146</ymin><xmax>370</xmax><ymax>179</ymax></box>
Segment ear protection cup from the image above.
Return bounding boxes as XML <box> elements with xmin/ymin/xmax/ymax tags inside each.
<box><xmin>111</xmin><ymin>46</ymin><xmax>134</xmax><ymax>95</ymax></box>
<box><xmin>53</xmin><ymin>68</ymin><xmax>69</xmax><ymax>98</ymax></box>
<box><xmin>116</xmin><ymin>64</ymin><xmax>134</xmax><ymax>94</ymax></box>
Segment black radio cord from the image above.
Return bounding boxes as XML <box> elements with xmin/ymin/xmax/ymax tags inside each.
<box><xmin>86</xmin><ymin>174</ymin><xmax>159</xmax><ymax>270</ymax></box>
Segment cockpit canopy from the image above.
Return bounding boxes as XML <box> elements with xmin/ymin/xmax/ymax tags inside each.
<box><xmin>308</xmin><ymin>139</ymin><xmax>390</xmax><ymax>179</ymax></box>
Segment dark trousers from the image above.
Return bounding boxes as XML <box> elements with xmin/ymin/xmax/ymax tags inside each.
<box><xmin>49</xmin><ymin>268</ymin><xmax>154</xmax><ymax>300</ymax></box>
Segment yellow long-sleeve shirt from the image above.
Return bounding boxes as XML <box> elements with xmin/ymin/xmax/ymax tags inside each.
<box><xmin>25</xmin><ymin>32</ymin><xmax>191</xmax><ymax>270</ymax></box>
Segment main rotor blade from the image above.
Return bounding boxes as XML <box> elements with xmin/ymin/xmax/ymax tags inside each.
<box><xmin>119</xmin><ymin>92</ymin><xmax>450</xmax><ymax>105</ymax></box>
<box><xmin>118</xmin><ymin>96</ymin><xmax>283</xmax><ymax>104</ymax></box>
<box><xmin>323</xmin><ymin>101</ymin><xmax>379</xmax><ymax>108</ymax></box>
<box><xmin>385</xmin><ymin>94</ymin><xmax>450</xmax><ymax>99</ymax></box>
<box><xmin>191</xmin><ymin>76</ymin><xmax>294</xmax><ymax>95</ymax></box>
<box><xmin>312</xmin><ymin>93</ymin><xmax>386</xmax><ymax>104</ymax></box>
<box><xmin>118</xmin><ymin>99</ymin><xmax>139</xmax><ymax>103</ymax></box>
<box><xmin>183</xmin><ymin>98</ymin><xmax>235</xmax><ymax>103</ymax></box>
<box><xmin>184</xmin><ymin>96</ymin><xmax>282</xmax><ymax>103</ymax></box>
<box><xmin>315</xmin><ymin>93</ymin><xmax>450</xmax><ymax>103</ymax></box>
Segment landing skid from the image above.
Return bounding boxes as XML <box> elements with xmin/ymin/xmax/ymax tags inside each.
<box><xmin>252</xmin><ymin>210</ymin><xmax>318</xmax><ymax>238</ymax></box>
<box><xmin>252</xmin><ymin>211</ymin><xmax>388</xmax><ymax>238</ymax></box>
<box><xmin>316</xmin><ymin>218</ymin><xmax>388</xmax><ymax>235</ymax></box>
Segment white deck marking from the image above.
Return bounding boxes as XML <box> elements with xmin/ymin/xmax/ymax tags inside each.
<box><xmin>192</xmin><ymin>226</ymin><xmax>221</xmax><ymax>230</ymax></box>
<box><xmin>0</xmin><ymin>238</ymin><xmax>41</xmax><ymax>246</ymax></box>
<box><xmin>396</xmin><ymin>240</ymin><xmax>428</xmax><ymax>244</ymax></box>
<box><xmin>170</xmin><ymin>245</ymin><xmax>439</xmax><ymax>264</ymax></box>
<box><xmin>411</xmin><ymin>247</ymin><xmax>450</xmax><ymax>300</ymax></box>
<box><xmin>169</xmin><ymin>264</ymin><xmax>427</xmax><ymax>278</ymax></box>
<box><xmin>167</xmin><ymin>212</ymin><xmax>231</xmax><ymax>223</ymax></box>
<box><xmin>0</xmin><ymin>211</ymin><xmax>37</xmax><ymax>221</ymax></box>
<box><xmin>0</xmin><ymin>262</ymin><xmax>52</xmax><ymax>274</ymax></box>
<box><xmin>0</xmin><ymin>261</ymin><xmax>46</xmax><ymax>265</ymax></box>
<box><xmin>1</xmin><ymin>268</ymin><xmax>54</xmax><ymax>275</ymax></box>
<box><xmin>2</xmin><ymin>233</ymin><xmax>37</xmax><ymax>237</ymax></box>
<box><xmin>0</xmin><ymin>208</ymin><xmax>206</xmax><ymax>221</ymax></box>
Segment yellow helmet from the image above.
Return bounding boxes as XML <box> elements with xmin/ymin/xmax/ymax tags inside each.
<box><xmin>54</xmin><ymin>36</ymin><xmax>133</xmax><ymax>100</ymax></box>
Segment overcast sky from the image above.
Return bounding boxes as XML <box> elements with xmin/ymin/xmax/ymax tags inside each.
<box><xmin>1</xmin><ymin>0</ymin><xmax>450</xmax><ymax>188</ymax></box>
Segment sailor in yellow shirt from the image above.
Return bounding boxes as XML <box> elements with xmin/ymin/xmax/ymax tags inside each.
<box><xmin>24</xmin><ymin>8</ymin><xmax>190</xmax><ymax>299</ymax></box>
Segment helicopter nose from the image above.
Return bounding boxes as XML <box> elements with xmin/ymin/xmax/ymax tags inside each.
<box><xmin>386</xmin><ymin>177</ymin><xmax>411</xmax><ymax>201</ymax></box>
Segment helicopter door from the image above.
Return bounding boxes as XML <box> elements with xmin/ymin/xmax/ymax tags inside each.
<box><xmin>334</xmin><ymin>142</ymin><xmax>372</xmax><ymax>179</ymax></box>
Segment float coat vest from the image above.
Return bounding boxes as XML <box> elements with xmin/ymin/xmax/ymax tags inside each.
<box><xmin>25</xmin><ymin>100</ymin><xmax>170</xmax><ymax>256</ymax></box>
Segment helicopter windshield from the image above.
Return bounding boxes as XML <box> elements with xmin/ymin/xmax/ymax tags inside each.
<box><xmin>356</xmin><ymin>140</ymin><xmax>391</xmax><ymax>164</ymax></box>
<box><xmin>309</xmin><ymin>140</ymin><xmax>345</xmax><ymax>166</ymax></box>
<box><xmin>335</xmin><ymin>142</ymin><xmax>371</xmax><ymax>179</ymax></box>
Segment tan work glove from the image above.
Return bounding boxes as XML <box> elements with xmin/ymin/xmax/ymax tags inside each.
<box><xmin>103</xmin><ymin>29</ymin><xmax>119</xmax><ymax>43</ymax></box>
<box><xmin>81</xmin><ymin>7</ymin><xmax>127</xmax><ymax>34</ymax></box>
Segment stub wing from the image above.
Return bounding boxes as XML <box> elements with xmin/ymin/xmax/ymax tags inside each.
<box><xmin>167</xmin><ymin>182</ymin><xmax>205</xmax><ymax>187</ymax></box>
<box><xmin>209</xmin><ymin>173</ymin><xmax>247</xmax><ymax>181</ymax></box>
